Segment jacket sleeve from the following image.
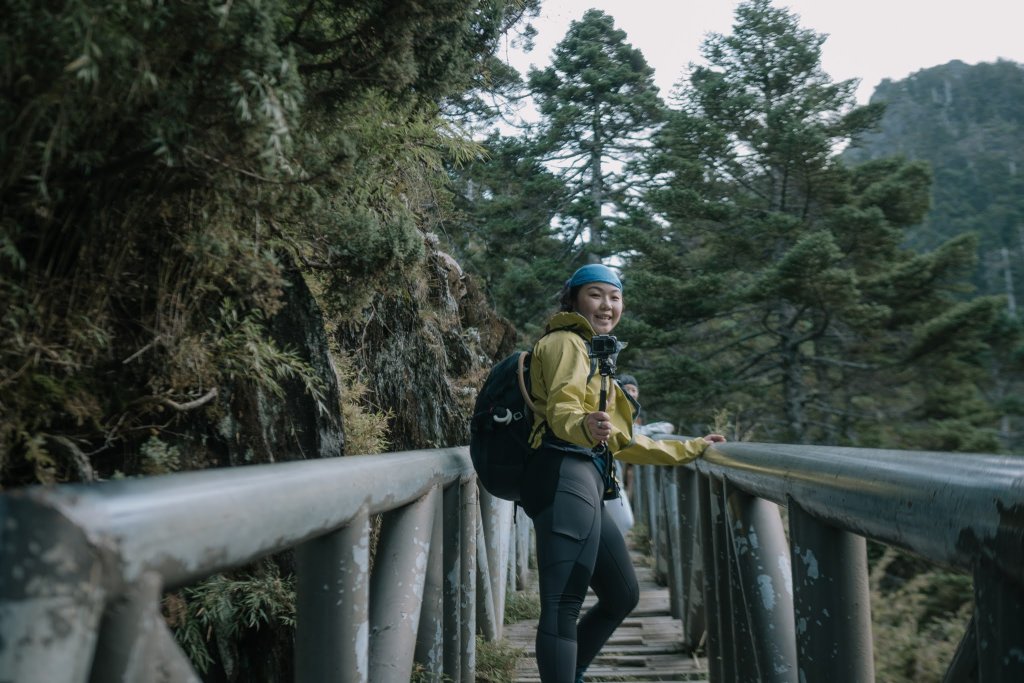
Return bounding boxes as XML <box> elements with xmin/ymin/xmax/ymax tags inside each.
<box><xmin>611</xmin><ymin>431</ymin><xmax>708</xmax><ymax>466</ymax></box>
<box><xmin>536</xmin><ymin>333</ymin><xmax>596</xmax><ymax>448</ymax></box>
<box><xmin>603</xmin><ymin>382</ymin><xmax>707</xmax><ymax>465</ymax></box>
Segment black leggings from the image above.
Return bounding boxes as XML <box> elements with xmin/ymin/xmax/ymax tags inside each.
<box><xmin>521</xmin><ymin>450</ymin><xmax>640</xmax><ymax>682</ymax></box>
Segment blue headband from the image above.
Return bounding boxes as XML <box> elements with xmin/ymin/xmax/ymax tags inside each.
<box><xmin>567</xmin><ymin>264</ymin><xmax>623</xmax><ymax>291</ymax></box>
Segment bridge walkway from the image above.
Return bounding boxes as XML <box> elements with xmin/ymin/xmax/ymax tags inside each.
<box><xmin>505</xmin><ymin>539</ymin><xmax>710</xmax><ymax>682</ymax></box>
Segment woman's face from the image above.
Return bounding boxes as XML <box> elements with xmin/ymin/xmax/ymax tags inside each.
<box><xmin>574</xmin><ymin>282</ymin><xmax>623</xmax><ymax>335</ymax></box>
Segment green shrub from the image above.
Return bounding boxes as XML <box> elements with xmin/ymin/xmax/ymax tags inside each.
<box><xmin>504</xmin><ymin>589</ymin><xmax>541</xmax><ymax>624</ymax></box>
<box><xmin>168</xmin><ymin>560</ymin><xmax>295</xmax><ymax>676</ymax></box>
<box><xmin>475</xmin><ymin>634</ymin><xmax>524</xmax><ymax>683</ymax></box>
<box><xmin>870</xmin><ymin>546</ymin><xmax>972</xmax><ymax>682</ymax></box>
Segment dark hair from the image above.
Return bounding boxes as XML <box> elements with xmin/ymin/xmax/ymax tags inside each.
<box><xmin>558</xmin><ymin>284</ymin><xmax>579</xmax><ymax>312</ymax></box>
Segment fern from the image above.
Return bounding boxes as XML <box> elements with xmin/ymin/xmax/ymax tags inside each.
<box><xmin>171</xmin><ymin>560</ymin><xmax>296</xmax><ymax>674</ymax></box>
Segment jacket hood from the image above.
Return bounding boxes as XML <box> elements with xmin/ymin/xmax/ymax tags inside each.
<box><xmin>544</xmin><ymin>311</ymin><xmax>596</xmax><ymax>339</ymax></box>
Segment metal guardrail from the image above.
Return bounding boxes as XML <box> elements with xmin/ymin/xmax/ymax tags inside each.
<box><xmin>0</xmin><ymin>448</ymin><xmax>525</xmax><ymax>683</ymax></box>
<box><xmin>6</xmin><ymin>438</ymin><xmax>1021</xmax><ymax>683</ymax></box>
<box><xmin>632</xmin><ymin>438</ymin><xmax>1024</xmax><ymax>683</ymax></box>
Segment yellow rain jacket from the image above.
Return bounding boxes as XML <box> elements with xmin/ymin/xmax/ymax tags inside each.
<box><xmin>528</xmin><ymin>312</ymin><xmax>708</xmax><ymax>466</ymax></box>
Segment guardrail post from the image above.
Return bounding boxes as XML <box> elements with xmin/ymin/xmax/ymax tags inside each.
<box><xmin>722</xmin><ymin>480</ymin><xmax>758</xmax><ymax>680</ymax></box>
<box><xmin>295</xmin><ymin>511</ymin><xmax>371</xmax><ymax>683</ymax></box>
<box><xmin>443</xmin><ymin>481</ymin><xmax>463</xmax><ymax>680</ymax></box>
<box><xmin>0</xmin><ymin>496</ymin><xmax>107</xmax><ymax>683</ymax></box>
<box><xmin>509</xmin><ymin>518</ymin><xmax>521</xmax><ymax>594</ymax></box>
<box><xmin>476</xmin><ymin>513</ymin><xmax>498</xmax><ymax>640</ymax></box>
<box><xmin>725</xmin><ymin>482</ymin><xmax>797</xmax><ymax>682</ymax></box>
<box><xmin>415</xmin><ymin>487</ymin><xmax>445</xmax><ymax>676</ymax></box>
<box><xmin>664</xmin><ymin>468</ymin><xmax>685</xmax><ymax>619</ymax></box>
<box><xmin>942</xmin><ymin>613</ymin><xmax>977</xmax><ymax>683</ymax></box>
<box><xmin>788</xmin><ymin>499</ymin><xmax>873</xmax><ymax>683</ymax></box>
<box><xmin>633</xmin><ymin>464</ymin><xmax>648</xmax><ymax>530</ymax></box>
<box><xmin>660</xmin><ymin>469</ymin><xmax>675</xmax><ymax>584</ymax></box>
<box><xmin>369</xmin><ymin>488</ymin><xmax>438</xmax><ymax>682</ymax></box>
<box><xmin>700</xmin><ymin>474</ymin><xmax>729</xmax><ymax>681</ymax></box>
<box><xmin>677</xmin><ymin>466</ymin><xmax>706</xmax><ymax>649</ymax></box>
<box><xmin>974</xmin><ymin>558</ymin><xmax>1024</xmax><ymax>682</ymax></box>
<box><xmin>644</xmin><ymin>465</ymin><xmax>659</xmax><ymax>560</ymax></box>
<box><xmin>89</xmin><ymin>571</ymin><xmax>199</xmax><ymax>683</ymax></box>
<box><xmin>515</xmin><ymin>505</ymin><xmax>531</xmax><ymax>590</ymax></box>
<box><xmin>478</xmin><ymin>487</ymin><xmax>513</xmax><ymax>640</ymax></box>
<box><xmin>460</xmin><ymin>477</ymin><xmax>479</xmax><ymax>683</ymax></box>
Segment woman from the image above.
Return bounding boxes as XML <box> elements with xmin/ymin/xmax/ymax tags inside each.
<box><xmin>521</xmin><ymin>263</ymin><xmax>726</xmax><ymax>683</ymax></box>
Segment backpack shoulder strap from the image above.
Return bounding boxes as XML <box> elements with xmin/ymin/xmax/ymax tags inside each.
<box><xmin>516</xmin><ymin>351</ymin><xmax>535</xmax><ymax>412</ymax></box>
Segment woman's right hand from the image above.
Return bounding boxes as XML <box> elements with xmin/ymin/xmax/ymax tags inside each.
<box><xmin>586</xmin><ymin>411</ymin><xmax>613</xmax><ymax>443</ymax></box>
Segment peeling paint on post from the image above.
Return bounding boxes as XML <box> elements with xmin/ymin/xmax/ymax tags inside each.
<box><xmin>295</xmin><ymin>511</ymin><xmax>371</xmax><ymax>683</ymax></box>
<box><xmin>442</xmin><ymin>482</ymin><xmax>463</xmax><ymax>680</ymax></box>
<box><xmin>725</xmin><ymin>482</ymin><xmax>797</xmax><ymax>682</ymax></box>
<box><xmin>460</xmin><ymin>478</ymin><xmax>478</xmax><ymax>683</ymax></box>
<box><xmin>369</xmin><ymin>488</ymin><xmax>438</xmax><ymax>682</ymax></box>
<box><xmin>475</xmin><ymin>516</ymin><xmax>497</xmax><ymax>640</ymax></box>
<box><xmin>676</xmin><ymin>465</ymin><xmax>706</xmax><ymax>648</ymax></box>
<box><xmin>90</xmin><ymin>571</ymin><xmax>200</xmax><ymax>682</ymax></box>
<box><xmin>0</xmin><ymin>496</ymin><xmax>109</xmax><ymax>683</ymax></box>
<box><xmin>706</xmin><ymin>476</ymin><xmax>737</xmax><ymax>681</ymax></box>
<box><xmin>478</xmin><ymin>486</ymin><xmax>513</xmax><ymax>641</ymax></box>
<box><xmin>415</xmin><ymin>487</ymin><xmax>445</xmax><ymax>677</ymax></box>
<box><xmin>515</xmin><ymin>505</ymin><xmax>532</xmax><ymax>590</ymax></box>
<box><xmin>789</xmin><ymin>499</ymin><xmax>873</xmax><ymax>683</ymax></box>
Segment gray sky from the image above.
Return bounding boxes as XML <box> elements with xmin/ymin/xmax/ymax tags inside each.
<box><xmin>503</xmin><ymin>0</ymin><xmax>1024</xmax><ymax>104</ymax></box>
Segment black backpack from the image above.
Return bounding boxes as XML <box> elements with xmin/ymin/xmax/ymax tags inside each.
<box><xmin>469</xmin><ymin>330</ymin><xmax>595</xmax><ymax>501</ymax></box>
<box><xmin>469</xmin><ymin>349</ymin><xmax>536</xmax><ymax>501</ymax></box>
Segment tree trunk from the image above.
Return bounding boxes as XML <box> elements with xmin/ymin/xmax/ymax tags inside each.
<box><xmin>589</xmin><ymin>113</ymin><xmax>604</xmax><ymax>258</ymax></box>
<box><xmin>778</xmin><ymin>311</ymin><xmax>807</xmax><ymax>443</ymax></box>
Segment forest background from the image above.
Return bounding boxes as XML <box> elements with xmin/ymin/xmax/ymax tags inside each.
<box><xmin>2</xmin><ymin>0</ymin><xmax>1022</xmax><ymax>680</ymax></box>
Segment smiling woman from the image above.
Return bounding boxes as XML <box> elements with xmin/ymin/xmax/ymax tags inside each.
<box><xmin>570</xmin><ymin>282</ymin><xmax>622</xmax><ymax>336</ymax></box>
<box><xmin>518</xmin><ymin>263</ymin><xmax>725</xmax><ymax>682</ymax></box>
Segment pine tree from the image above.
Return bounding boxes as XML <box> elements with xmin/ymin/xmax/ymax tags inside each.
<box><xmin>622</xmin><ymin>0</ymin><xmax>1003</xmax><ymax>448</ymax></box>
<box><xmin>528</xmin><ymin>9</ymin><xmax>663</xmax><ymax>260</ymax></box>
<box><xmin>445</xmin><ymin>133</ymin><xmax>569</xmax><ymax>335</ymax></box>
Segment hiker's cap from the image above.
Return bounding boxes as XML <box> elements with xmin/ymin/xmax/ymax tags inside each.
<box><xmin>617</xmin><ymin>374</ymin><xmax>638</xmax><ymax>388</ymax></box>
<box><xmin>567</xmin><ymin>264</ymin><xmax>623</xmax><ymax>291</ymax></box>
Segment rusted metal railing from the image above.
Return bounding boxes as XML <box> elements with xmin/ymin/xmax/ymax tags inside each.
<box><xmin>0</xmin><ymin>448</ymin><xmax>522</xmax><ymax>683</ymax></box>
<box><xmin>632</xmin><ymin>438</ymin><xmax>1024</xmax><ymax>683</ymax></box>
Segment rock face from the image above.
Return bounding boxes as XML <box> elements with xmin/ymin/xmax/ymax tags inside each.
<box><xmin>335</xmin><ymin>235</ymin><xmax>516</xmax><ymax>452</ymax></box>
<box><xmin>181</xmin><ymin>264</ymin><xmax>344</xmax><ymax>472</ymax></box>
<box><xmin>267</xmin><ymin>268</ymin><xmax>346</xmax><ymax>459</ymax></box>
<box><xmin>176</xmin><ymin>233</ymin><xmax>513</xmax><ymax>466</ymax></box>
<box><xmin>182</xmin><ymin>230</ymin><xmax>515</xmax><ymax>463</ymax></box>
<box><xmin>215</xmin><ymin>266</ymin><xmax>344</xmax><ymax>465</ymax></box>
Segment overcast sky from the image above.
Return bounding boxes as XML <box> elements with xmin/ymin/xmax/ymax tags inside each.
<box><xmin>502</xmin><ymin>0</ymin><xmax>1024</xmax><ymax>104</ymax></box>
